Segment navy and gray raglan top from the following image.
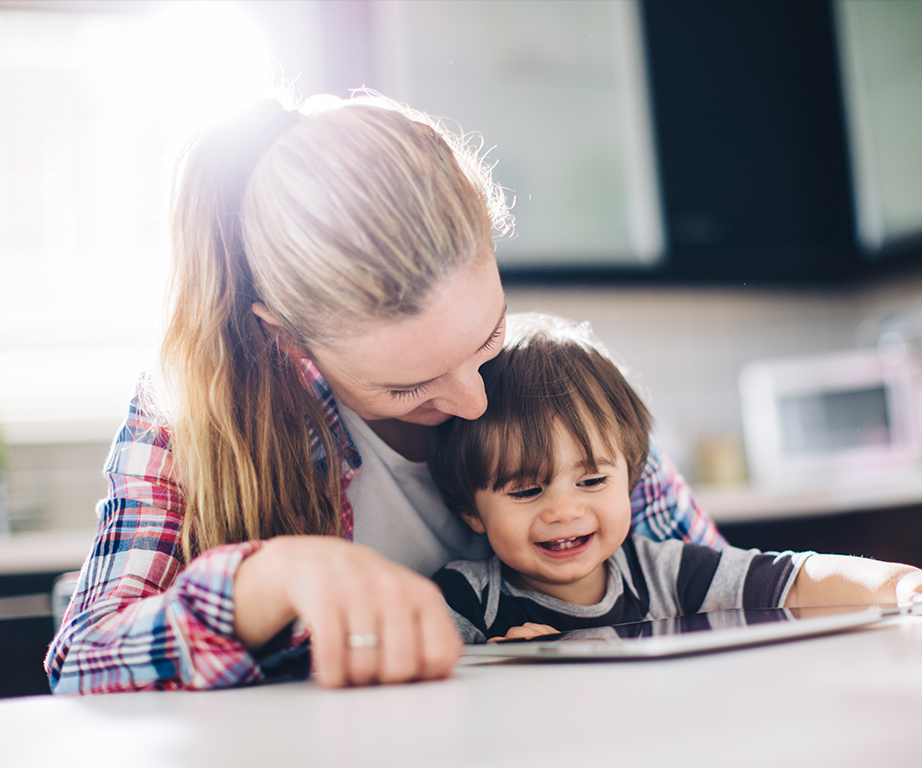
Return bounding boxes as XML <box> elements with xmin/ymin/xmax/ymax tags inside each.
<box><xmin>432</xmin><ymin>535</ymin><xmax>813</xmax><ymax>643</ymax></box>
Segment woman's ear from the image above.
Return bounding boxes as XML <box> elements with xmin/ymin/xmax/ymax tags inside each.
<box><xmin>460</xmin><ymin>510</ymin><xmax>487</xmax><ymax>535</ymax></box>
<box><xmin>252</xmin><ymin>303</ymin><xmax>308</xmax><ymax>359</ymax></box>
<box><xmin>251</xmin><ymin>302</ymin><xmax>281</xmax><ymax>327</ymax></box>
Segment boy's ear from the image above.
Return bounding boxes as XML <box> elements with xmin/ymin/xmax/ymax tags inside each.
<box><xmin>460</xmin><ymin>510</ymin><xmax>487</xmax><ymax>534</ymax></box>
<box><xmin>252</xmin><ymin>303</ymin><xmax>308</xmax><ymax>359</ymax></box>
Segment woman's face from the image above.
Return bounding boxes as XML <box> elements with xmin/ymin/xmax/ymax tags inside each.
<box><xmin>310</xmin><ymin>257</ymin><xmax>506</xmax><ymax>426</ymax></box>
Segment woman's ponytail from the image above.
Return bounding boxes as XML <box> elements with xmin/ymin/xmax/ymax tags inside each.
<box><xmin>160</xmin><ymin>101</ymin><xmax>341</xmax><ymax>562</ymax></box>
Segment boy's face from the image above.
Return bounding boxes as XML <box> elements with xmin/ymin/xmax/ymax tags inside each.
<box><xmin>462</xmin><ymin>421</ymin><xmax>632</xmax><ymax>606</ymax></box>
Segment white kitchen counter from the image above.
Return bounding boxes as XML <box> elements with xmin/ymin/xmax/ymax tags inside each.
<box><xmin>3</xmin><ymin>616</ymin><xmax>921</xmax><ymax>767</ymax></box>
<box><xmin>694</xmin><ymin>473</ymin><xmax>922</xmax><ymax>523</ymax></box>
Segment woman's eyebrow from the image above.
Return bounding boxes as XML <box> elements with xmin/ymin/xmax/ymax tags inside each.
<box><xmin>375</xmin><ymin>301</ymin><xmax>507</xmax><ymax>391</ymax></box>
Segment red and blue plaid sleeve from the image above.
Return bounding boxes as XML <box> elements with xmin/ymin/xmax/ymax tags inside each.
<box><xmin>630</xmin><ymin>438</ymin><xmax>726</xmax><ymax>549</ymax></box>
<box><xmin>45</xmin><ymin>386</ymin><xmax>313</xmax><ymax>694</ymax></box>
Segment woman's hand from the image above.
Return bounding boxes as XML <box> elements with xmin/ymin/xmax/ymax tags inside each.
<box><xmin>233</xmin><ymin>536</ymin><xmax>462</xmax><ymax>688</ymax></box>
<box><xmin>486</xmin><ymin>622</ymin><xmax>559</xmax><ymax>643</ymax></box>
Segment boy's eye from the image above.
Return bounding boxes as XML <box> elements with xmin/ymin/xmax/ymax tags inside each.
<box><xmin>578</xmin><ymin>476</ymin><xmax>607</xmax><ymax>489</ymax></box>
<box><xmin>507</xmin><ymin>486</ymin><xmax>542</xmax><ymax>500</ymax></box>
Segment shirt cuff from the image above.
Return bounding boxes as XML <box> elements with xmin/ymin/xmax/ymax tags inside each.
<box><xmin>170</xmin><ymin>540</ymin><xmax>308</xmax><ymax>687</ymax></box>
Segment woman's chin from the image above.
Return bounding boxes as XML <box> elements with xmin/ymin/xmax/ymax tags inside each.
<box><xmin>400</xmin><ymin>409</ymin><xmax>455</xmax><ymax>427</ymax></box>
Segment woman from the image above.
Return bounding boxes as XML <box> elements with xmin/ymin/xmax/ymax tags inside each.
<box><xmin>46</xmin><ymin>93</ymin><xmax>723</xmax><ymax>693</ymax></box>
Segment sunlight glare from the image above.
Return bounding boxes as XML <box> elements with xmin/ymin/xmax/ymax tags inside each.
<box><xmin>130</xmin><ymin>1</ymin><xmax>275</xmax><ymax>136</ymax></box>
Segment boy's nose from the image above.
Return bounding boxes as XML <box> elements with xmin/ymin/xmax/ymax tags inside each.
<box><xmin>541</xmin><ymin>495</ymin><xmax>585</xmax><ymax>524</ymax></box>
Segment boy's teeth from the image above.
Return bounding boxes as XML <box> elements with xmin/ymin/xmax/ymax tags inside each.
<box><xmin>541</xmin><ymin>535</ymin><xmax>589</xmax><ymax>551</ymax></box>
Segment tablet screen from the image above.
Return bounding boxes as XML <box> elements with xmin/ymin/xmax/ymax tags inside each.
<box><xmin>462</xmin><ymin>605</ymin><xmax>907</xmax><ymax>660</ymax></box>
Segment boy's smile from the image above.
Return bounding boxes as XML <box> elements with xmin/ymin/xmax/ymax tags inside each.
<box><xmin>463</xmin><ymin>421</ymin><xmax>633</xmax><ymax>606</ymax></box>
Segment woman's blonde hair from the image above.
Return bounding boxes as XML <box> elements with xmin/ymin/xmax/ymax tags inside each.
<box><xmin>159</xmin><ymin>92</ymin><xmax>511</xmax><ymax>561</ymax></box>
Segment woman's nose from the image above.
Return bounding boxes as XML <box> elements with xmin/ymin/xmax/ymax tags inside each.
<box><xmin>436</xmin><ymin>366</ymin><xmax>488</xmax><ymax>420</ymax></box>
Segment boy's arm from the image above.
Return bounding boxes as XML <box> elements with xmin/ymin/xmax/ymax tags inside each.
<box><xmin>784</xmin><ymin>555</ymin><xmax>922</xmax><ymax>608</ymax></box>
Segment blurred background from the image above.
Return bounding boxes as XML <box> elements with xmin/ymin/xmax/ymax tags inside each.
<box><xmin>1</xmin><ymin>0</ymin><xmax>922</xmax><ymax>694</ymax></box>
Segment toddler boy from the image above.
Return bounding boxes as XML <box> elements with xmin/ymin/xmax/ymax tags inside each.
<box><xmin>427</xmin><ymin>313</ymin><xmax>922</xmax><ymax>643</ymax></box>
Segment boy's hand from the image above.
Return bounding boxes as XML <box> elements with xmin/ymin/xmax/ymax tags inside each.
<box><xmin>487</xmin><ymin>622</ymin><xmax>559</xmax><ymax>643</ymax></box>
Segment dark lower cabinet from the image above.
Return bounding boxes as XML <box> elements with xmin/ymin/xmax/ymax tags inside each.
<box><xmin>719</xmin><ymin>504</ymin><xmax>922</xmax><ymax>570</ymax></box>
<box><xmin>0</xmin><ymin>616</ymin><xmax>54</xmax><ymax>698</ymax></box>
<box><xmin>0</xmin><ymin>571</ymin><xmax>61</xmax><ymax>699</ymax></box>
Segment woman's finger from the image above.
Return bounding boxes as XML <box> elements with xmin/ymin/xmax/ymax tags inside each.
<box><xmin>343</xmin><ymin>604</ymin><xmax>382</xmax><ymax>686</ymax></box>
<box><xmin>376</xmin><ymin>579</ymin><xmax>420</xmax><ymax>684</ymax></box>
<box><xmin>416</xmin><ymin>585</ymin><xmax>463</xmax><ymax>680</ymax></box>
<box><xmin>307</xmin><ymin>593</ymin><xmax>348</xmax><ymax>689</ymax></box>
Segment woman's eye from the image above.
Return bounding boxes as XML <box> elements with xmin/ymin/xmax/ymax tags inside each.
<box><xmin>578</xmin><ymin>476</ymin><xmax>607</xmax><ymax>489</ymax></box>
<box><xmin>480</xmin><ymin>324</ymin><xmax>504</xmax><ymax>354</ymax></box>
<box><xmin>388</xmin><ymin>382</ymin><xmax>430</xmax><ymax>401</ymax></box>
<box><xmin>508</xmin><ymin>486</ymin><xmax>541</xmax><ymax>500</ymax></box>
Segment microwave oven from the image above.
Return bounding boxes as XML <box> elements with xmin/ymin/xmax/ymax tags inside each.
<box><xmin>739</xmin><ymin>348</ymin><xmax>922</xmax><ymax>489</ymax></box>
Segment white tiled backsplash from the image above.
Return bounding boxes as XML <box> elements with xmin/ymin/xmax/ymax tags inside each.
<box><xmin>4</xmin><ymin>442</ymin><xmax>110</xmax><ymax>533</ymax></box>
<box><xmin>4</xmin><ymin>274</ymin><xmax>922</xmax><ymax>531</ymax></box>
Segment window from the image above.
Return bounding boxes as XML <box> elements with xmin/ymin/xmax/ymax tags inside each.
<box><xmin>837</xmin><ymin>0</ymin><xmax>922</xmax><ymax>252</ymax></box>
<box><xmin>368</xmin><ymin>0</ymin><xmax>665</xmax><ymax>269</ymax></box>
<box><xmin>0</xmin><ymin>2</ymin><xmax>276</xmax><ymax>444</ymax></box>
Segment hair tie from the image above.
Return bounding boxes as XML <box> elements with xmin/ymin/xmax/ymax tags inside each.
<box><xmin>224</xmin><ymin>108</ymin><xmax>300</xmax><ymax>219</ymax></box>
<box><xmin>251</xmin><ymin>109</ymin><xmax>300</xmax><ymax>159</ymax></box>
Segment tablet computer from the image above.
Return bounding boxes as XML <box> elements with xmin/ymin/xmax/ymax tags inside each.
<box><xmin>462</xmin><ymin>604</ymin><xmax>919</xmax><ymax>661</ymax></box>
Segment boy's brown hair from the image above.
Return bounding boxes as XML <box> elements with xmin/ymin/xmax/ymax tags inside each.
<box><xmin>427</xmin><ymin>313</ymin><xmax>652</xmax><ymax>517</ymax></box>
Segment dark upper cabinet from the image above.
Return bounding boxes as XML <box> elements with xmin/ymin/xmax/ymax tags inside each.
<box><xmin>641</xmin><ymin>0</ymin><xmax>858</xmax><ymax>285</ymax></box>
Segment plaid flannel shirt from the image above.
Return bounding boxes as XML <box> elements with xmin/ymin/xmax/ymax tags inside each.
<box><xmin>45</xmin><ymin>363</ymin><xmax>723</xmax><ymax>695</ymax></box>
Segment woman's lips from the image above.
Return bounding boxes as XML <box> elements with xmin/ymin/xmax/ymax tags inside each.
<box><xmin>536</xmin><ymin>533</ymin><xmax>594</xmax><ymax>558</ymax></box>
